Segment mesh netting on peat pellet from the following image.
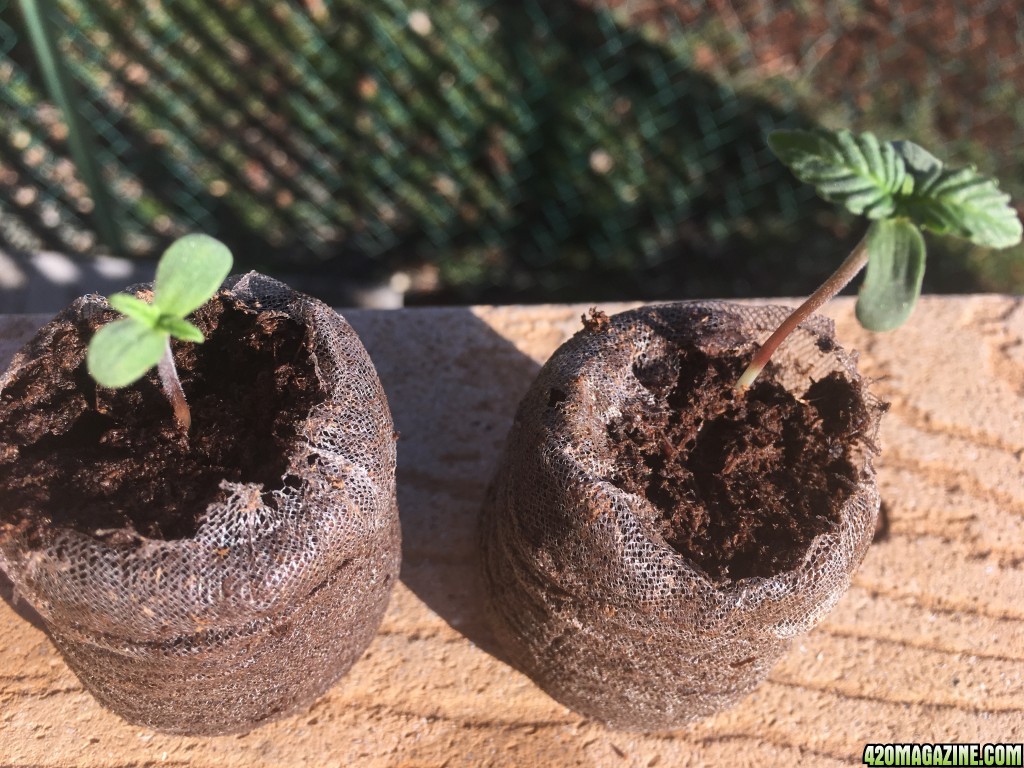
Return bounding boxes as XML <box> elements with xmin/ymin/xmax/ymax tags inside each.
<box><xmin>0</xmin><ymin>273</ymin><xmax>400</xmax><ymax>735</ymax></box>
<box><xmin>481</xmin><ymin>303</ymin><xmax>885</xmax><ymax>730</ymax></box>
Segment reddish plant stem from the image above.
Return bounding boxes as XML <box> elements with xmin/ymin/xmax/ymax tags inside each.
<box><xmin>735</xmin><ymin>228</ymin><xmax>872</xmax><ymax>391</ymax></box>
<box><xmin>157</xmin><ymin>338</ymin><xmax>191</xmax><ymax>432</ymax></box>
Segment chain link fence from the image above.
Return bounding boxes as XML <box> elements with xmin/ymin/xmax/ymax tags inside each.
<box><xmin>1</xmin><ymin>0</ymin><xmax>1022</xmax><ymax>304</ymax></box>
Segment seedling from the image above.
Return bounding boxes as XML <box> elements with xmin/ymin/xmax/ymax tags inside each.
<box><xmin>86</xmin><ymin>234</ymin><xmax>233</xmax><ymax>430</ymax></box>
<box><xmin>736</xmin><ymin>128</ymin><xmax>1023</xmax><ymax>390</ymax></box>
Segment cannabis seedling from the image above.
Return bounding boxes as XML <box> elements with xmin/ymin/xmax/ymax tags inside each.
<box><xmin>86</xmin><ymin>234</ymin><xmax>233</xmax><ymax>431</ymax></box>
<box><xmin>736</xmin><ymin>128</ymin><xmax>1024</xmax><ymax>390</ymax></box>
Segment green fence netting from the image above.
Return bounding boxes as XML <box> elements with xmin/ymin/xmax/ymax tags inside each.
<box><xmin>1</xmin><ymin>0</ymin><xmax>1022</xmax><ymax>302</ymax></box>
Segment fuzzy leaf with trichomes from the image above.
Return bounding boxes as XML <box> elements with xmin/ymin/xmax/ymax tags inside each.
<box><xmin>86</xmin><ymin>234</ymin><xmax>232</xmax><ymax>430</ymax></box>
<box><xmin>767</xmin><ymin>129</ymin><xmax>909</xmax><ymax>221</ymax></box>
<box><xmin>736</xmin><ymin>129</ymin><xmax>1022</xmax><ymax>390</ymax></box>
<box><xmin>769</xmin><ymin>129</ymin><xmax>1021</xmax><ymax>331</ymax></box>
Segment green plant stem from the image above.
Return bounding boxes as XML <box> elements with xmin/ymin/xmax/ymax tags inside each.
<box><xmin>18</xmin><ymin>0</ymin><xmax>123</xmax><ymax>253</ymax></box>
<box><xmin>157</xmin><ymin>339</ymin><xmax>191</xmax><ymax>432</ymax></box>
<box><xmin>735</xmin><ymin>227</ymin><xmax>872</xmax><ymax>391</ymax></box>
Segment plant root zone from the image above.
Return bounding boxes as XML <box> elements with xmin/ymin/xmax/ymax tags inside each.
<box><xmin>607</xmin><ymin>344</ymin><xmax>870</xmax><ymax>581</ymax></box>
<box><xmin>0</xmin><ymin>293</ymin><xmax>324</xmax><ymax>545</ymax></box>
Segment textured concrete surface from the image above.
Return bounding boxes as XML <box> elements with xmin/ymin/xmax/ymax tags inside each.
<box><xmin>1</xmin><ymin>297</ymin><xmax>1022</xmax><ymax>767</ymax></box>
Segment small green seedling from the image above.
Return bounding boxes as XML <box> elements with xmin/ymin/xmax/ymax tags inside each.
<box><xmin>86</xmin><ymin>234</ymin><xmax>233</xmax><ymax>431</ymax></box>
<box><xmin>736</xmin><ymin>128</ymin><xmax>1023</xmax><ymax>390</ymax></box>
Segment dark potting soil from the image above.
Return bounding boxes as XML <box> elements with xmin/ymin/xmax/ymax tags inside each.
<box><xmin>0</xmin><ymin>292</ymin><xmax>324</xmax><ymax>545</ymax></box>
<box><xmin>607</xmin><ymin>343</ymin><xmax>869</xmax><ymax>582</ymax></box>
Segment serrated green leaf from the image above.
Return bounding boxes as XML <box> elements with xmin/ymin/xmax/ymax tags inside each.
<box><xmin>768</xmin><ymin>129</ymin><xmax>907</xmax><ymax>219</ymax></box>
<box><xmin>892</xmin><ymin>140</ymin><xmax>943</xmax><ymax>188</ymax></box>
<box><xmin>157</xmin><ymin>316</ymin><xmax>204</xmax><ymax>343</ymax></box>
<box><xmin>86</xmin><ymin>318</ymin><xmax>167</xmax><ymax>389</ymax></box>
<box><xmin>855</xmin><ymin>219</ymin><xmax>927</xmax><ymax>332</ymax></box>
<box><xmin>896</xmin><ymin>163</ymin><xmax>1023</xmax><ymax>248</ymax></box>
<box><xmin>108</xmin><ymin>293</ymin><xmax>159</xmax><ymax>327</ymax></box>
<box><xmin>153</xmin><ymin>234</ymin><xmax>233</xmax><ymax>318</ymax></box>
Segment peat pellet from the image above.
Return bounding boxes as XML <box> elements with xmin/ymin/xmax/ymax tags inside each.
<box><xmin>481</xmin><ymin>302</ymin><xmax>884</xmax><ymax>731</ymax></box>
<box><xmin>0</xmin><ymin>273</ymin><xmax>400</xmax><ymax>735</ymax></box>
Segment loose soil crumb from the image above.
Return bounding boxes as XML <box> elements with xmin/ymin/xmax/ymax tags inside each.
<box><xmin>582</xmin><ymin>308</ymin><xmax>610</xmax><ymax>333</ymax></box>
<box><xmin>607</xmin><ymin>342</ymin><xmax>869</xmax><ymax>581</ymax></box>
<box><xmin>0</xmin><ymin>292</ymin><xmax>325</xmax><ymax>545</ymax></box>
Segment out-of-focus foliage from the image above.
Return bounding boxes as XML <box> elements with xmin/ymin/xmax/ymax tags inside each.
<box><xmin>2</xmin><ymin>0</ymin><xmax>1022</xmax><ymax>303</ymax></box>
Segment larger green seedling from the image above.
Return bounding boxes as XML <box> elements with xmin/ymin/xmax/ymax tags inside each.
<box><xmin>86</xmin><ymin>234</ymin><xmax>233</xmax><ymax>431</ymax></box>
<box><xmin>736</xmin><ymin>128</ymin><xmax>1023</xmax><ymax>390</ymax></box>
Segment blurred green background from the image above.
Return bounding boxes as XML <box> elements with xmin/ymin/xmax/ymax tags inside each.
<box><xmin>1</xmin><ymin>0</ymin><xmax>1022</xmax><ymax>306</ymax></box>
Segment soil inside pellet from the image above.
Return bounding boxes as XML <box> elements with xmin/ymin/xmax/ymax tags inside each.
<box><xmin>0</xmin><ymin>291</ymin><xmax>325</xmax><ymax>545</ymax></box>
<box><xmin>607</xmin><ymin>342</ymin><xmax>869</xmax><ymax>581</ymax></box>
